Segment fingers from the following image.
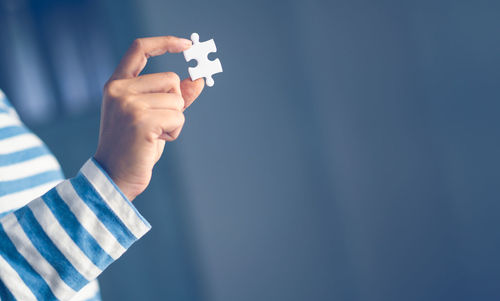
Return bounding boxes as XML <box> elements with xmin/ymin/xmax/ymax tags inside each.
<box><xmin>145</xmin><ymin>109</ymin><xmax>185</xmax><ymax>141</ymax></box>
<box><xmin>129</xmin><ymin>72</ymin><xmax>182</xmax><ymax>94</ymax></box>
<box><xmin>111</xmin><ymin>36</ymin><xmax>192</xmax><ymax>80</ymax></box>
<box><xmin>126</xmin><ymin>73</ymin><xmax>204</xmax><ymax>111</ymax></box>
<box><xmin>180</xmin><ymin>78</ymin><xmax>204</xmax><ymax>110</ymax></box>
<box><xmin>132</xmin><ymin>93</ymin><xmax>184</xmax><ymax>111</ymax></box>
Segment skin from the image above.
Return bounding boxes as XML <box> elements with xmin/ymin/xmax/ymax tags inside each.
<box><xmin>94</xmin><ymin>36</ymin><xmax>204</xmax><ymax>201</ymax></box>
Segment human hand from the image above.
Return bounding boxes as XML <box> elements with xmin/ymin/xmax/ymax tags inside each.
<box><xmin>94</xmin><ymin>36</ymin><xmax>204</xmax><ymax>201</ymax></box>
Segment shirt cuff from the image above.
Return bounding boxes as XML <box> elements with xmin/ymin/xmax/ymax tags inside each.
<box><xmin>0</xmin><ymin>158</ymin><xmax>152</xmax><ymax>300</ymax></box>
<box><xmin>80</xmin><ymin>158</ymin><xmax>151</xmax><ymax>241</ymax></box>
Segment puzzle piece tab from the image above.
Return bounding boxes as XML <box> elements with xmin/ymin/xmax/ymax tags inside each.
<box><xmin>183</xmin><ymin>33</ymin><xmax>222</xmax><ymax>87</ymax></box>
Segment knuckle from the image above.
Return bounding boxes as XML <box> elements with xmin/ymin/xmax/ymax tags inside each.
<box><xmin>104</xmin><ymin>80</ymin><xmax>117</xmax><ymax>94</ymax></box>
<box><xmin>131</xmin><ymin>38</ymin><xmax>143</xmax><ymax>50</ymax></box>
<box><xmin>164</xmin><ymin>71</ymin><xmax>180</xmax><ymax>84</ymax></box>
<box><xmin>104</xmin><ymin>80</ymin><xmax>120</xmax><ymax>96</ymax></box>
<box><xmin>170</xmin><ymin>130</ymin><xmax>181</xmax><ymax>141</ymax></box>
<box><xmin>167</xmin><ymin>112</ymin><xmax>185</xmax><ymax>141</ymax></box>
<box><xmin>146</xmin><ymin>132</ymin><xmax>158</xmax><ymax>143</ymax></box>
<box><xmin>121</xmin><ymin>94</ymin><xmax>136</xmax><ymax>105</ymax></box>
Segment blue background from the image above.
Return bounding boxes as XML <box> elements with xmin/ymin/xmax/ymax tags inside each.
<box><xmin>1</xmin><ymin>0</ymin><xmax>500</xmax><ymax>300</ymax></box>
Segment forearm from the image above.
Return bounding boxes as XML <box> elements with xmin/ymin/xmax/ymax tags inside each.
<box><xmin>0</xmin><ymin>158</ymin><xmax>150</xmax><ymax>300</ymax></box>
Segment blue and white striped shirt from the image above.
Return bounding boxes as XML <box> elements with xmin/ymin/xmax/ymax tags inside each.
<box><xmin>0</xmin><ymin>90</ymin><xmax>151</xmax><ymax>300</ymax></box>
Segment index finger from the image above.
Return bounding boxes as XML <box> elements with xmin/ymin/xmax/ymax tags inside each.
<box><xmin>111</xmin><ymin>36</ymin><xmax>192</xmax><ymax>80</ymax></box>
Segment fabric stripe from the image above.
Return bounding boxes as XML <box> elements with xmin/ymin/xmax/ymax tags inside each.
<box><xmin>0</xmin><ymin>222</ymin><xmax>54</xmax><ymax>300</ymax></box>
<box><xmin>6</xmin><ymin>109</ymin><xmax>19</xmax><ymax>121</ymax></box>
<box><xmin>0</xmin><ymin>271</ymin><xmax>17</xmax><ymax>301</ymax></box>
<box><xmin>0</xmin><ymin>180</ymin><xmax>61</xmax><ymax>212</ymax></box>
<box><xmin>70</xmin><ymin>175</ymin><xmax>138</xmax><ymax>248</ymax></box>
<box><xmin>89</xmin><ymin>158</ymin><xmax>150</xmax><ymax>227</ymax></box>
<box><xmin>0</xmin><ymin>155</ymin><xmax>60</xmax><ymax>181</ymax></box>
<box><xmin>42</xmin><ymin>188</ymin><xmax>114</xmax><ymax>269</ymax></box>
<box><xmin>0</xmin><ymin>170</ymin><xmax>63</xmax><ymax>195</ymax></box>
<box><xmin>0</xmin><ymin>90</ymin><xmax>9</xmax><ymax>113</ymax></box>
<box><xmin>0</xmin><ymin>255</ymin><xmax>35</xmax><ymax>301</ymax></box>
<box><xmin>82</xmin><ymin>159</ymin><xmax>151</xmax><ymax>237</ymax></box>
<box><xmin>0</xmin><ymin>114</ymin><xmax>21</xmax><ymax>128</ymax></box>
<box><xmin>73</xmin><ymin>280</ymin><xmax>101</xmax><ymax>301</ymax></box>
<box><xmin>0</xmin><ymin>209</ymin><xmax>11</xmax><ymax>218</ymax></box>
<box><xmin>14</xmin><ymin>206</ymin><xmax>88</xmax><ymax>291</ymax></box>
<box><xmin>2</xmin><ymin>213</ymin><xmax>76</xmax><ymax>300</ymax></box>
<box><xmin>56</xmin><ymin>181</ymin><xmax>127</xmax><ymax>260</ymax></box>
<box><xmin>0</xmin><ymin>146</ymin><xmax>51</xmax><ymax>166</ymax></box>
<box><xmin>0</xmin><ymin>134</ymin><xmax>44</xmax><ymax>155</ymax></box>
<box><xmin>84</xmin><ymin>293</ymin><xmax>103</xmax><ymax>301</ymax></box>
<box><xmin>27</xmin><ymin>199</ymin><xmax>102</xmax><ymax>281</ymax></box>
<box><xmin>0</xmin><ymin>89</ymin><xmax>111</xmax><ymax>300</ymax></box>
<box><xmin>0</xmin><ymin>125</ymin><xmax>29</xmax><ymax>140</ymax></box>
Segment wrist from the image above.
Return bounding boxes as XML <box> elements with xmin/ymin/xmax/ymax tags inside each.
<box><xmin>91</xmin><ymin>156</ymin><xmax>138</xmax><ymax>201</ymax></box>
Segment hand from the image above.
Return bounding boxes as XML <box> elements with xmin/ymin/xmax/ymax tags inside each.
<box><xmin>94</xmin><ymin>36</ymin><xmax>204</xmax><ymax>201</ymax></box>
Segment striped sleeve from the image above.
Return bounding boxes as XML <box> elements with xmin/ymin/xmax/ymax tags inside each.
<box><xmin>0</xmin><ymin>158</ymin><xmax>151</xmax><ymax>301</ymax></box>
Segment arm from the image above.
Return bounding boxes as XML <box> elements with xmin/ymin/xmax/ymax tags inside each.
<box><xmin>0</xmin><ymin>35</ymin><xmax>204</xmax><ymax>300</ymax></box>
<box><xmin>0</xmin><ymin>158</ymin><xmax>149</xmax><ymax>300</ymax></box>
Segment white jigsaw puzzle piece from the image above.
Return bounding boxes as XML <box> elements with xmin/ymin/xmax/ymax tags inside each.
<box><xmin>183</xmin><ymin>33</ymin><xmax>223</xmax><ymax>87</ymax></box>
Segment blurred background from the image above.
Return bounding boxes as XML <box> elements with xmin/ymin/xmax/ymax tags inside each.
<box><xmin>1</xmin><ymin>0</ymin><xmax>500</xmax><ymax>300</ymax></box>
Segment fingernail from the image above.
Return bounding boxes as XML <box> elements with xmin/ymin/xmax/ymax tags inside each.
<box><xmin>182</xmin><ymin>39</ymin><xmax>192</xmax><ymax>46</ymax></box>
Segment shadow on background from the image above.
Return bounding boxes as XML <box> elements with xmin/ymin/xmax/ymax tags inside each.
<box><xmin>1</xmin><ymin>0</ymin><xmax>500</xmax><ymax>300</ymax></box>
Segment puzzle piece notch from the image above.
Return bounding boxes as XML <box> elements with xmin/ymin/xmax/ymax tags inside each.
<box><xmin>183</xmin><ymin>33</ymin><xmax>223</xmax><ymax>87</ymax></box>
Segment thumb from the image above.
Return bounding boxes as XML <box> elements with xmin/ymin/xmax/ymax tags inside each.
<box><xmin>181</xmin><ymin>78</ymin><xmax>204</xmax><ymax>110</ymax></box>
